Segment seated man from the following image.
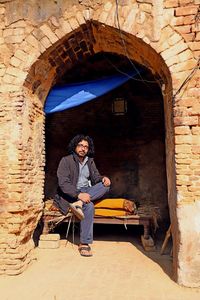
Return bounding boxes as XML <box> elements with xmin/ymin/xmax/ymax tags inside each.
<box><xmin>54</xmin><ymin>134</ymin><xmax>111</xmax><ymax>257</ymax></box>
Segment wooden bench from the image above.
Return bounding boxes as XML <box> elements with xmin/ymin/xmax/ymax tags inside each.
<box><xmin>42</xmin><ymin>205</ymin><xmax>159</xmax><ymax>251</ymax></box>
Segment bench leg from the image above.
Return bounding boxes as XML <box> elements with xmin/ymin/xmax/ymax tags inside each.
<box><xmin>141</xmin><ymin>221</ymin><xmax>156</xmax><ymax>251</ymax></box>
<box><xmin>42</xmin><ymin>217</ymin><xmax>50</xmax><ymax>234</ymax></box>
<box><xmin>143</xmin><ymin>224</ymin><xmax>150</xmax><ymax>240</ymax></box>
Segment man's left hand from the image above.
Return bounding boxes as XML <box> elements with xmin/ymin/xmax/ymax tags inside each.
<box><xmin>102</xmin><ymin>176</ymin><xmax>111</xmax><ymax>187</ymax></box>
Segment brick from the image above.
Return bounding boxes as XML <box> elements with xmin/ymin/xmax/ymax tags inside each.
<box><xmin>99</xmin><ymin>10</ymin><xmax>110</xmax><ymax>24</ymax></box>
<box><xmin>170</xmin><ymin>59</ymin><xmax>196</xmax><ymax>73</ymax></box>
<box><xmin>175</xmin><ymin>6</ymin><xmax>198</xmax><ymax>16</ymax></box>
<box><xmin>188</xmin><ymin>41</ymin><xmax>200</xmax><ymax>51</ymax></box>
<box><xmin>166</xmin><ymin>55</ymin><xmax>180</xmax><ymax>66</ymax></box>
<box><xmin>183</xmin><ymin>15</ymin><xmax>196</xmax><ymax>25</ymax></box>
<box><xmin>178</xmin><ymin>49</ymin><xmax>193</xmax><ymax>62</ymax></box>
<box><xmin>3</xmin><ymin>28</ymin><xmax>13</xmax><ymax>37</ymax></box>
<box><xmin>55</xmin><ymin>28</ymin><xmax>65</xmax><ymax>39</ymax></box>
<box><xmin>168</xmin><ymin>33</ymin><xmax>182</xmax><ymax>46</ymax></box>
<box><xmin>175</xmin><ymin>126</ymin><xmax>191</xmax><ymax>134</ymax></box>
<box><xmin>68</xmin><ymin>17</ymin><xmax>79</xmax><ymax>30</ymax></box>
<box><xmin>164</xmin><ymin>0</ymin><xmax>179</xmax><ymax>8</ymax></box>
<box><xmin>176</xmin><ymin>158</ymin><xmax>192</xmax><ymax>164</ymax></box>
<box><xmin>175</xmin><ymin>145</ymin><xmax>192</xmax><ymax>153</ymax></box>
<box><xmin>10</xmin><ymin>56</ymin><xmax>21</xmax><ymax>67</ymax></box>
<box><xmin>182</xmin><ymin>33</ymin><xmax>196</xmax><ymax>42</ymax></box>
<box><xmin>187</xmin><ymin>88</ymin><xmax>200</xmax><ymax>97</ymax></box>
<box><xmin>13</xmin><ymin>28</ymin><xmax>25</xmax><ymax>36</ymax></box>
<box><xmin>162</xmin><ymin>40</ymin><xmax>188</xmax><ymax>60</ymax></box>
<box><xmin>38</xmin><ymin>240</ymin><xmax>60</xmax><ymax>249</ymax></box>
<box><xmin>177</xmin><ymin>174</ymin><xmax>190</xmax><ymax>181</ymax></box>
<box><xmin>174</xmin><ymin>116</ymin><xmax>198</xmax><ymax>126</ymax></box>
<box><xmin>175</xmin><ymin>135</ymin><xmax>192</xmax><ymax>144</ymax></box>
<box><xmin>5</xmin><ymin>35</ymin><xmax>24</xmax><ymax>44</ymax></box>
<box><xmin>6</xmin><ymin>67</ymin><xmax>26</xmax><ymax>79</ymax></box>
<box><xmin>40</xmin><ymin>36</ymin><xmax>51</xmax><ymax>49</ymax></box>
<box><xmin>40</xmin><ymin>234</ymin><xmax>60</xmax><ymax>241</ymax></box>
<box><xmin>60</xmin><ymin>19</ymin><xmax>71</xmax><ymax>34</ymax></box>
<box><xmin>176</xmin><ymin>25</ymin><xmax>191</xmax><ymax>34</ymax></box>
<box><xmin>189</xmin><ymin>105</ymin><xmax>200</xmax><ymax>116</ymax></box>
<box><xmin>172</xmin><ymin>16</ymin><xmax>184</xmax><ymax>26</ymax></box>
<box><xmin>0</xmin><ymin>67</ymin><xmax>6</xmax><ymax>77</ymax></box>
<box><xmin>192</xmin><ymin>146</ymin><xmax>200</xmax><ymax>154</ymax></box>
<box><xmin>192</xmin><ymin>127</ymin><xmax>200</xmax><ymax>135</ymax></box>
<box><xmin>176</xmin><ymin>169</ymin><xmax>193</xmax><ymax>175</ymax></box>
<box><xmin>40</xmin><ymin>24</ymin><xmax>58</xmax><ymax>44</ymax></box>
<box><xmin>0</xmin><ymin>84</ymin><xmax>20</xmax><ymax>92</ymax></box>
<box><xmin>196</xmin><ymin>32</ymin><xmax>200</xmax><ymax>41</ymax></box>
<box><xmin>2</xmin><ymin>74</ymin><xmax>15</xmax><ymax>84</ymax></box>
<box><xmin>188</xmin><ymin>186</ymin><xmax>200</xmax><ymax>192</ymax></box>
<box><xmin>14</xmin><ymin>49</ymin><xmax>27</xmax><ymax>62</ymax></box>
<box><xmin>49</xmin><ymin>16</ymin><xmax>60</xmax><ymax>28</ymax></box>
<box><xmin>189</xmin><ymin>176</ymin><xmax>199</xmax><ymax>181</ymax></box>
<box><xmin>76</xmin><ymin>11</ymin><xmax>85</xmax><ymax>25</ymax></box>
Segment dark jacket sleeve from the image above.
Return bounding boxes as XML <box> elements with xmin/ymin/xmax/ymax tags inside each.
<box><xmin>90</xmin><ymin>160</ymin><xmax>103</xmax><ymax>185</ymax></box>
<box><xmin>57</xmin><ymin>157</ymin><xmax>78</xmax><ymax>199</ymax></box>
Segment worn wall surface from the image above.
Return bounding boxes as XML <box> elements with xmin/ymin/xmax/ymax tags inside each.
<box><xmin>0</xmin><ymin>0</ymin><xmax>199</xmax><ymax>287</ymax></box>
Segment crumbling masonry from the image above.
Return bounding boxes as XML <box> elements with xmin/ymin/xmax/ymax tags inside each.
<box><xmin>0</xmin><ymin>0</ymin><xmax>199</xmax><ymax>287</ymax></box>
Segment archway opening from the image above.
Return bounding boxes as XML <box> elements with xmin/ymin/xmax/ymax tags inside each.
<box><xmin>23</xmin><ymin>21</ymin><xmax>176</xmax><ymax>279</ymax></box>
<box><xmin>44</xmin><ymin>51</ymin><xmax>170</xmax><ymax>236</ymax></box>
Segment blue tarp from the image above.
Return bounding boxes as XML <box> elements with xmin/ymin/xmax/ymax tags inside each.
<box><xmin>44</xmin><ymin>71</ymin><xmax>139</xmax><ymax>114</ymax></box>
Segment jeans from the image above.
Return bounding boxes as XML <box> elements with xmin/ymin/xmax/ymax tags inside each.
<box><xmin>79</xmin><ymin>182</ymin><xmax>110</xmax><ymax>244</ymax></box>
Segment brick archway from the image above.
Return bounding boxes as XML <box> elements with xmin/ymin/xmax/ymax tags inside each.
<box><xmin>0</xmin><ymin>3</ymin><xmax>199</xmax><ymax>286</ymax></box>
<box><xmin>22</xmin><ymin>20</ymin><xmax>178</xmax><ymax>277</ymax></box>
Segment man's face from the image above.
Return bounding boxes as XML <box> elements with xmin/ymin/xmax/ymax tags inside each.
<box><xmin>75</xmin><ymin>139</ymin><xmax>89</xmax><ymax>158</ymax></box>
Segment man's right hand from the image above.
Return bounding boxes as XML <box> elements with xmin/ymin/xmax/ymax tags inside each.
<box><xmin>78</xmin><ymin>192</ymin><xmax>91</xmax><ymax>203</ymax></box>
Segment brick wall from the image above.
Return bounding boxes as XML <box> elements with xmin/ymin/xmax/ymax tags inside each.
<box><xmin>0</xmin><ymin>0</ymin><xmax>199</xmax><ymax>287</ymax></box>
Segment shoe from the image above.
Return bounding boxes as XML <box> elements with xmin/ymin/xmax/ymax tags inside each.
<box><xmin>69</xmin><ymin>203</ymin><xmax>84</xmax><ymax>220</ymax></box>
<box><xmin>78</xmin><ymin>245</ymin><xmax>93</xmax><ymax>257</ymax></box>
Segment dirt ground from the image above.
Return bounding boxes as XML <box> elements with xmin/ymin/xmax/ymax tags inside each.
<box><xmin>1</xmin><ymin>224</ymin><xmax>200</xmax><ymax>300</ymax></box>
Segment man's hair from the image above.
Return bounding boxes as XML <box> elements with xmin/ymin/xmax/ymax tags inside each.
<box><xmin>68</xmin><ymin>134</ymin><xmax>95</xmax><ymax>157</ymax></box>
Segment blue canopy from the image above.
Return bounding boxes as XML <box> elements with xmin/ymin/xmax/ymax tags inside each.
<box><xmin>44</xmin><ymin>71</ymin><xmax>140</xmax><ymax>114</ymax></box>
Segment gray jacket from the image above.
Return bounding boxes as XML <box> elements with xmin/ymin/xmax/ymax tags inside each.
<box><xmin>54</xmin><ymin>153</ymin><xmax>102</xmax><ymax>214</ymax></box>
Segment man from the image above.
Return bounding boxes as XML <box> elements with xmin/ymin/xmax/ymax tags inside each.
<box><xmin>54</xmin><ymin>134</ymin><xmax>111</xmax><ymax>257</ymax></box>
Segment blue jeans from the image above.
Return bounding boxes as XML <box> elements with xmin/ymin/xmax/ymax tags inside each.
<box><xmin>79</xmin><ymin>182</ymin><xmax>110</xmax><ymax>244</ymax></box>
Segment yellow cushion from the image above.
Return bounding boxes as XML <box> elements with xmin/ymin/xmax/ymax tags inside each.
<box><xmin>94</xmin><ymin>198</ymin><xmax>136</xmax><ymax>217</ymax></box>
<box><xmin>95</xmin><ymin>208</ymin><xmax>127</xmax><ymax>217</ymax></box>
<box><xmin>94</xmin><ymin>198</ymin><xmax>127</xmax><ymax>210</ymax></box>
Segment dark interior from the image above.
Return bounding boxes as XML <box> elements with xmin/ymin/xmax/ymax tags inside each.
<box><xmin>44</xmin><ymin>52</ymin><xmax>169</xmax><ymax>223</ymax></box>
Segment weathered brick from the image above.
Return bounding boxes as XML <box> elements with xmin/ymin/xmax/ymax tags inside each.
<box><xmin>175</xmin><ymin>126</ymin><xmax>191</xmax><ymax>134</ymax></box>
<box><xmin>178</xmin><ymin>49</ymin><xmax>193</xmax><ymax>62</ymax></box>
<box><xmin>176</xmin><ymin>25</ymin><xmax>191</xmax><ymax>34</ymax></box>
<box><xmin>192</xmin><ymin>127</ymin><xmax>200</xmax><ymax>135</ymax></box>
<box><xmin>4</xmin><ymin>35</ymin><xmax>24</xmax><ymax>44</ymax></box>
<box><xmin>76</xmin><ymin>11</ymin><xmax>85</xmax><ymax>25</ymax></box>
<box><xmin>40</xmin><ymin>234</ymin><xmax>60</xmax><ymax>241</ymax></box>
<box><xmin>164</xmin><ymin>0</ymin><xmax>179</xmax><ymax>8</ymax></box>
<box><xmin>182</xmin><ymin>33</ymin><xmax>196</xmax><ymax>42</ymax></box>
<box><xmin>188</xmin><ymin>41</ymin><xmax>200</xmax><ymax>51</ymax></box>
<box><xmin>162</xmin><ymin>40</ymin><xmax>188</xmax><ymax>60</ymax></box>
<box><xmin>175</xmin><ymin>6</ymin><xmax>198</xmax><ymax>16</ymax></box>
<box><xmin>175</xmin><ymin>135</ymin><xmax>192</xmax><ymax>144</ymax></box>
<box><xmin>174</xmin><ymin>116</ymin><xmax>199</xmax><ymax>126</ymax></box>
<box><xmin>14</xmin><ymin>49</ymin><xmax>27</xmax><ymax>62</ymax></box>
<box><xmin>40</xmin><ymin>24</ymin><xmax>58</xmax><ymax>44</ymax></box>
<box><xmin>38</xmin><ymin>240</ymin><xmax>60</xmax><ymax>249</ymax></box>
<box><xmin>40</xmin><ymin>36</ymin><xmax>51</xmax><ymax>49</ymax></box>
<box><xmin>192</xmin><ymin>146</ymin><xmax>200</xmax><ymax>154</ymax></box>
<box><xmin>175</xmin><ymin>145</ymin><xmax>192</xmax><ymax>153</ymax></box>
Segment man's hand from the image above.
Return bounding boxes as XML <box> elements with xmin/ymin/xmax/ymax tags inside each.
<box><xmin>78</xmin><ymin>192</ymin><xmax>91</xmax><ymax>203</ymax></box>
<box><xmin>102</xmin><ymin>176</ymin><xmax>111</xmax><ymax>187</ymax></box>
